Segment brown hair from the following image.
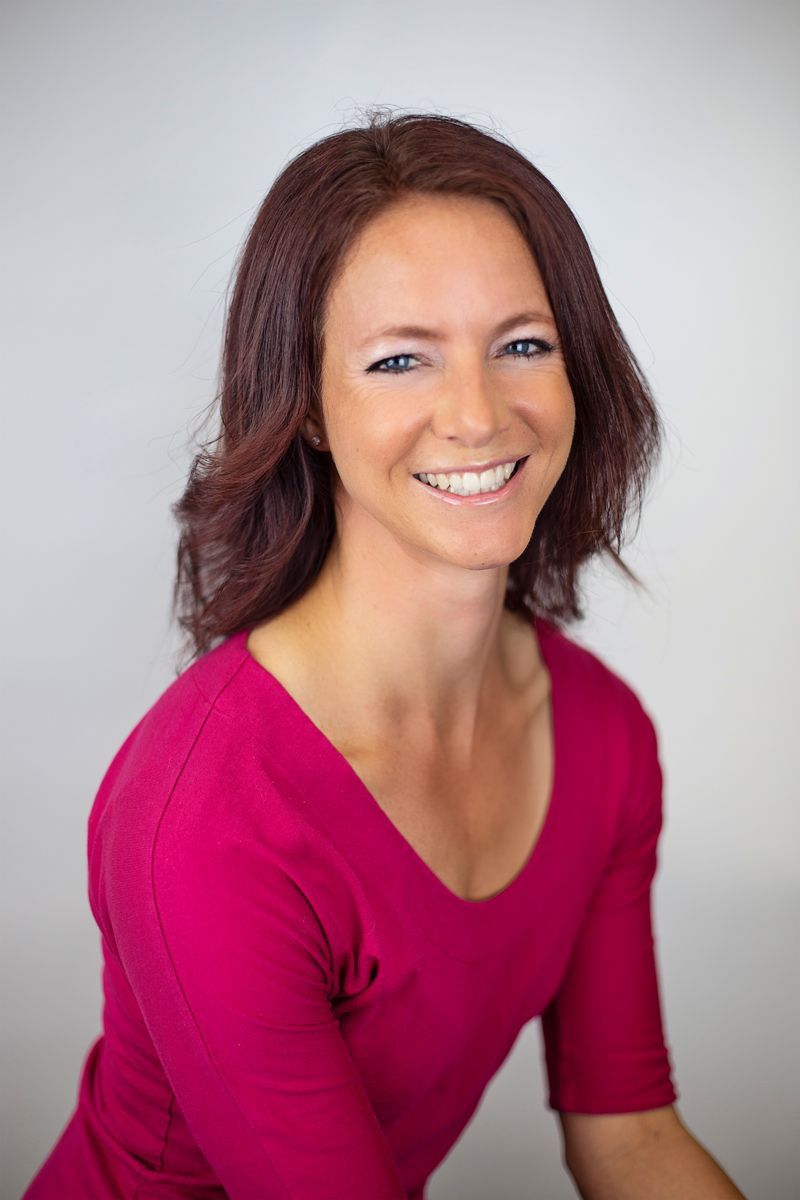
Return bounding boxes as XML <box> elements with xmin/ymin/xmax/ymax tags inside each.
<box><xmin>171</xmin><ymin>105</ymin><xmax>663</xmax><ymax>670</ymax></box>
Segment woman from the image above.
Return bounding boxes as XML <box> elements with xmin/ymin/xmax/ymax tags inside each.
<box><xmin>23</xmin><ymin>109</ymin><xmax>747</xmax><ymax>1199</ymax></box>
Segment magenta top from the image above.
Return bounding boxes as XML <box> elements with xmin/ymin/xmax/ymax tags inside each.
<box><xmin>23</xmin><ymin>613</ymin><xmax>678</xmax><ymax>1200</ymax></box>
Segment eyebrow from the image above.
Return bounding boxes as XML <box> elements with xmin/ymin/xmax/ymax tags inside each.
<box><xmin>358</xmin><ymin>309</ymin><xmax>557</xmax><ymax>350</ymax></box>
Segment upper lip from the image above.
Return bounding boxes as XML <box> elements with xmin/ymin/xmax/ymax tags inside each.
<box><xmin>413</xmin><ymin>454</ymin><xmax>527</xmax><ymax>476</ymax></box>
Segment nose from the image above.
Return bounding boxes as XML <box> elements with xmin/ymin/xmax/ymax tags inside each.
<box><xmin>431</xmin><ymin>358</ymin><xmax>510</xmax><ymax>447</ymax></box>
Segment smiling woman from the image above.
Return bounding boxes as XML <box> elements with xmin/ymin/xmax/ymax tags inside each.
<box><xmin>309</xmin><ymin>187</ymin><xmax>577</xmax><ymax>578</ymax></box>
<box><xmin>165</xmin><ymin>112</ymin><xmax>660</xmax><ymax>655</ymax></box>
<box><xmin>22</xmin><ymin>107</ymin><xmax>747</xmax><ymax>1200</ymax></box>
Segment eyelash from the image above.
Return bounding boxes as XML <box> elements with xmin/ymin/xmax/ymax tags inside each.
<box><xmin>366</xmin><ymin>337</ymin><xmax>556</xmax><ymax>375</ymax></box>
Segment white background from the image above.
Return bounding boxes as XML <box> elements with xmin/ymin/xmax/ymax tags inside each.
<box><xmin>3</xmin><ymin>1</ymin><xmax>797</xmax><ymax>1197</ymax></box>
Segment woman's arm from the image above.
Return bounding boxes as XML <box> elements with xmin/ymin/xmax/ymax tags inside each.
<box><xmin>102</xmin><ymin>801</ymin><xmax>408</xmax><ymax>1199</ymax></box>
<box><xmin>563</xmin><ymin>1107</ymin><xmax>748</xmax><ymax>1199</ymax></box>
<box><xmin>539</xmin><ymin>691</ymin><xmax>678</xmax><ymax>1114</ymax></box>
<box><xmin>544</xmin><ymin>688</ymin><xmax>746</xmax><ymax>1198</ymax></box>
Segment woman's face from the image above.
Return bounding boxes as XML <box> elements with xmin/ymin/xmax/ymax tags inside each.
<box><xmin>317</xmin><ymin>193</ymin><xmax>576</xmax><ymax>574</ymax></box>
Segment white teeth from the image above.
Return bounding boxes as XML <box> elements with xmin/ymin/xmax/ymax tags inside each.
<box><xmin>416</xmin><ymin>460</ymin><xmax>518</xmax><ymax>496</ymax></box>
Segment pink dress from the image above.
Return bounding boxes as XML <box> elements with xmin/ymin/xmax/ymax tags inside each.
<box><xmin>22</xmin><ymin>613</ymin><xmax>678</xmax><ymax>1199</ymax></box>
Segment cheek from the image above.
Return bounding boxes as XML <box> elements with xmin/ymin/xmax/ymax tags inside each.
<box><xmin>561</xmin><ymin>395</ymin><xmax>577</xmax><ymax>447</ymax></box>
<box><xmin>547</xmin><ymin>377</ymin><xmax>576</xmax><ymax>441</ymax></box>
<box><xmin>530</xmin><ymin>382</ymin><xmax>575</xmax><ymax>483</ymax></box>
<box><xmin>329</xmin><ymin>427</ymin><xmax>399</xmax><ymax>503</ymax></box>
<box><xmin>324</xmin><ymin>399</ymin><xmax>375</xmax><ymax>476</ymax></box>
<box><xmin>523</xmin><ymin>376</ymin><xmax>575</xmax><ymax>445</ymax></box>
<box><xmin>328</xmin><ymin>381</ymin><xmax>408</xmax><ymax>455</ymax></box>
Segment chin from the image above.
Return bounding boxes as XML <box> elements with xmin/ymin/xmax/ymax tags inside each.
<box><xmin>431</xmin><ymin>540</ymin><xmax>530</xmax><ymax>571</ymax></box>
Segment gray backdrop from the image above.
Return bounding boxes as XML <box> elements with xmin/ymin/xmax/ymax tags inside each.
<box><xmin>3</xmin><ymin>1</ymin><xmax>798</xmax><ymax>1197</ymax></box>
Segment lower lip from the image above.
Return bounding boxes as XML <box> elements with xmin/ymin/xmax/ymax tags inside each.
<box><xmin>412</xmin><ymin>457</ymin><xmax>530</xmax><ymax>506</ymax></box>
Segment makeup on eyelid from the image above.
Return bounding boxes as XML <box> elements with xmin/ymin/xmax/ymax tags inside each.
<box><xmin>366</xmin><ymin>337</ymin><xmax>556</xmax><ymax>374</ymax></box>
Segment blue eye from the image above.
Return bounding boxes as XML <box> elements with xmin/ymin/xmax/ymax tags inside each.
<box><xmin>367</xmin><ymin>353</ymin><xmax>418</xmax><ymax>374</ymax></box>
<box><xmin>366</xmin><ymin>337</ymin><xmax>554</xmax><ymax>374</ymax></box>
<box><xmin>504</xmin><ymin>338</ymin><xmax>554</xmax><ymax>359</ymax></box>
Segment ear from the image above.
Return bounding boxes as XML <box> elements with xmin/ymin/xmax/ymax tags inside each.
<box><xmin>301</xmin><ymin>417</ymin><xmax>327</xmax><ymax>450</ymax></box>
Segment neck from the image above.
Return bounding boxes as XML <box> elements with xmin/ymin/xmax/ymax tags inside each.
<box><xmin>289</xmin><ymin>532</ymin><xmax>538</xmax><ymax>757</ymax></box>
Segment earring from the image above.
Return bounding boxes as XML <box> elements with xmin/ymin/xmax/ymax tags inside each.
<box><xmin>311</xmin><ymin>435</ymin><xmax>321</xmax><ymax>446</ymax></box>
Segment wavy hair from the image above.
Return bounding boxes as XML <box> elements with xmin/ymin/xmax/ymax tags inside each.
<box><xmin>171</xmin><ymin>106</ymin><xmax>663</xmax><ymax>670</ymax></box>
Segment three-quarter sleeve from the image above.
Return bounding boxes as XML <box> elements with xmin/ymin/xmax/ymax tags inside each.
<box><xmin>539</xmin><ymin>695</ymin><xmax>679</xmax><ymax>1113</ymax></box>
<box><xmin>104</xmin><ymin>804</ymin><xmax>407</xmax><ymax>1199</ymax></box>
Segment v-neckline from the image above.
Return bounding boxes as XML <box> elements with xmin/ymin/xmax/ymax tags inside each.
<box><xmin>225</xmin><ymin>611</ymin><xmax>568</xmax><ymax>961</ymax></box>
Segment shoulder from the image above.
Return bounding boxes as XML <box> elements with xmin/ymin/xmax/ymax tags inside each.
<box><xmin>91</xmin><ymin>630</ymin><xmax>254</xmax><ymax>813</ymax></box>
<box><xmin>87</xmin><ymin>631</ymin><xmax>364</xmax><ymax>954</ymax></box>
<box><xmin>536</xmin><ymin>615</ymin><xmax>655</xmax><ymax>732</ymax></box>
<box><xmin>536</xmin><ymin>615</ymin><xmax>661</xmax><ymax>811</ymax></box>
<box><xmin>537</xmin><ymin>620</ymin><xmax>667</xmax><ymax>872</ymax></box>
<box><xmin>88</xmin><ymin>631</ymin><xmax>296</xmax><ymax>896</ymax></box>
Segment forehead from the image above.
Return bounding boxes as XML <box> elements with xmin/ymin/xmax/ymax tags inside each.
<box><xmin>325</xmin><ymin>194</ymin><xmax>547</xmax><ymax>328</ymax></box>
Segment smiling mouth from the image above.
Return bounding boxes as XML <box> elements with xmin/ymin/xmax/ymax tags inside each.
<box><xmin>413</xmin><ymin>456</ymin><xmax>528</xmax><ymax>497</ymax></box>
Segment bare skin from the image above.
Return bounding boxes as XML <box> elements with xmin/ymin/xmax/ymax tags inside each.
<box><xmin>247</xmin><ymin>191</ymin><xmax>576</xmax><ymax>901</ymax></box>
<box><xmin>248</xmin><ymin>601</ymin><xmax>553</xmax><ymax>901</ymax></box>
